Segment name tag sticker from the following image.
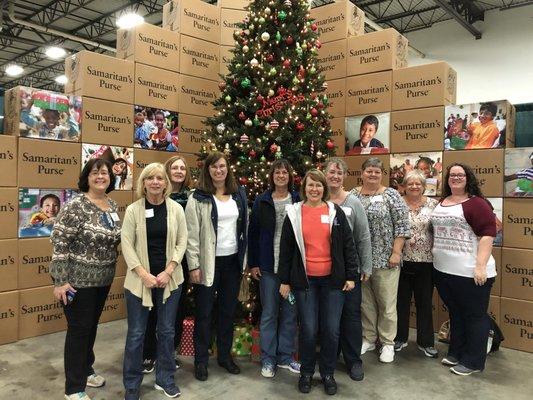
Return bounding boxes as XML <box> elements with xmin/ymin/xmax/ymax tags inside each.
<box><xmin>341</xmin><ymin>206</ymin><xmax>352</xmax><ymax>216</ymax></box>
<box><xmin>145</xmin><ymin>209</ymin><xmax>154</xmax><ymax>218</ymax></box>
<box><xmin>371</xmin><ymin>195</ymin><xmax>383</xmax><ymax>203</ymax></box>
<box><xmin>321</xmin><ymin>215</ymin><xmax>329</xmax><ymax>224</ymax></box>
<box><xmin>109</xmin><ymin>212</ymin><xmax>120</xmax><ymax>222</ymax></box>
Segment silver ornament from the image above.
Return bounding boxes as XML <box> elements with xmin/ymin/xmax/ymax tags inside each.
<box><xmin>216</xmin><ymin>123</ymin><xmax>226</xmax><ymax>134</ymax></box>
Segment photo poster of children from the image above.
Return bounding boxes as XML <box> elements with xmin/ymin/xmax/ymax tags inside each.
<box><xmin>18</xmin><ymin>87</ymin><xmax>81</xmax><ymax>141</ymax></box>
<box><xmin>81</xmin><ymin>144</ymin><xmax>134</xmax><ymax>190</ymax></box>
<box><xmin>390</xmin><ymin>152</ymin><xmax>443</xmax><ymax>196</ymax></box>
<box><xmin>504</xmin><ymin>147</ymin><xmax>533</xmax><ymax>197</ymax></box>
<box><xmin>444</xmin><ymin>101</ymin><xmax>508</xmax><ymax>150</ymax></box>
<box><xmin>345</xmin><ymin>113</ymin><xmax>390</xmax><ymax>156</ymax></box>
<box><xmin>486</xmin><ymin>197</ymin><xmax>503</xmax><ymax>246</ymax></box>
<box><xmin>18</xmin><ymin>188</ymin><xmax>76</xmax><ymax>238</ymax></box>
<box><xmin>133</xmin><ymin>106</ymin><xmax>179</xmax><ymax>152</ymax></box>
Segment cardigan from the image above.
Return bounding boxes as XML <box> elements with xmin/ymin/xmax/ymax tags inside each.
<box><xmin>121</xmin><ymin>197</ymin><xmax>187</xmax><ymax>307</ymax></box>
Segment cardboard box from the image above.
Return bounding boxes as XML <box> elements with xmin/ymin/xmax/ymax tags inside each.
<box><xmin>116</xmin><ymin>244</ymin><xmax>127</xmax><ymax>277</ymax></box>
<box><xmin>310</xmin><ymin>0</ymin><xmax>365</xmax><ymax>44</ymax></box>
<box><xmin>178</xmin><ymin>114</ymin><xmax>207</xmax><ymax>154</ymax></box>
<box><xmin>503</xmin><ymin>199</ymin><xmax>533</xmax><ymax>249</ymax></box>
<box><xmin>317</xmin><ymin>39</ymin><xmax>347</xmax><ymax>81</ymax></box>
<box><xmin>443</xmin><ymin>149</ymin><xmax>504</xmax><ymax>197</ymax></box>
<box><xmin>390</xmin><ymin>107</ymin><xmax>444</xmax><ymax>153</ymax></box>
<box><xmin>502</xmin><ymin>247</ymin><xmax>533</xmax><ymax>301</ymax></box>
<box><xmin>178</xmin><ymin>75</ymin><xmax>218</xmax><ymax>117</ymax></box>
<box><xmin>346</xmin><ymin>71</ymin><xmax>392</xmax><ymax>116</ymax></box>
<box><xmin>220</xmin><ymin>8</ymin><xmax>247</xmax><ymax>46</ymax></box>
<box><xmin>0</xmin><ymin>188</ymin><xmax>19</xmax><ymax>240</ymax></box>
<box><xmin>345</xmin><ymin>113</ymin><xmax>390</xmax><ymax>156</ymax></box>
<box><xmin>0</xmin><ymin>135</ymin><xmax>17</xmax><ymax>186</ymax></box>
<box><xmin>180</xmin><ymin>34</ymin><xmax>220</xmax><ymax>81</ymax></box>
<box><xmin>162</xmin><ymin>0</ymin><xmax>221</xmax><ymax>44</ymax></box>
<box><xmin>133</xmin><ymin>149</ymin><xmax>176</xmax><ymax>187</ymax></box>
<box><xmin>444</xmin><ymin>100</ymin><xmax>515</xmax><ymax>150</ymax></box>
<box><xmin>492</xmin><ymin>247</ymin><xmax>502</xmax><ymax>296</ymax></box>
<box><xmin>347</xmin><ymin>28</ymin><xmax>408</xmax><ymax>76</ymax></box>
<box><xmin>220</xmin><ymin>45</ymin><xmax>233</xmax><ymax>76</ymax></box>
<box><xmin>408</xmin><ymin>289</ymin><xmax>439</xmax><ymax>331</ymax></box>
<box><xmin>81</xmin><ymin>97</ymin><xmax>133</xmax><ymax>147</ymax></box>
<box><xmin>390</xmin><ymin>152</ymin><xmax>442</xmax><ymax>196</ymax></box>
<box><xmin>504</xmin><ymin>147</ymin><xmax>533</xmax><ymax>197</ymax></box>
<box><xmin>133</xmin><ymin>106</ymin><xmax>179</xmax><ymax>151</ymax></box>
<box><xmin>0</xmin><ymin>291</ymin><xmax>19</xmax><ymax>345</ymax></box>
<box><xmin>100</xmin><ymin>276</ymin><xmax>126</xmax><ymax>323</ymax></box>
<box><xmin>81</xmin><ymin>144</ymin><xmax>134</xmax><ymax>191</ymax></box>
<box><xmin>324</xmin><ymin>78</ymin><xmax>346</xmax><ymax>118</ymax></box>
<box><xmin>500</xmin><ymin>297</ymin><xmax>533</xmax><ymax>352</ymax></box>
<box><xmin>330</xmin><ymin>117</ymin><xmax>346</xmax><ymax>157</ymax></box>
<box><xmin>18</xmin><ymin>285</ymin><xmax>67</xmax><ymax>339</ymax></box>
<box><xmin>0</xmin><ymin>239</ymin><xmax>18</xmax><ymax>292</ymax></box>
<box><xmin>343</xmin><ymin>154</ymin><xmax>390</xmax><ymax>190</ymax></box>
<box><xmin>17</xmin><ymin>238</ymin><xmax>53</xmax><ymax>290</ymax></box>
<box><xmin>437</xmin><ymin>295</ymin><xmax>501</xmax><ymax>327</ymax></box>
<box><xmin>135</xmin><ymin>64</ymin><xmax>180</xmax><ymax>112</ymax></box>
<box><xmin>3</xmin><ymin>86</ymin><xmax>81</xmax><ymax>141</ymax></box>
<box><xmin>116</xmin><ymin>23</ymin><xmax>181</xmax><ymax>73</ymax></box>
<box><xmin>18</xmin><ymin>138</ymin><xmax>81</xmax><ymax>189</ymax></box>
<box><xmin>108</xmin><ymin>190</ymin><xmax>133</xmax><ymax>222</ymax></box>
<box><xmin>64</xmin><ymin>50</ymin><xmax>134</xmax><ymax>104</ymax></box>
<box><xmin>392</xmin><ymin>62</ymin><xmax>457</xmax><ymax>111</ymax></box>
<box><xmin>218</xmin><ymin>0</ymin><xmax>250</xmax><ymax>10</ymax></box>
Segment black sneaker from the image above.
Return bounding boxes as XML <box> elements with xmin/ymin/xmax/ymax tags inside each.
<box><xmin>218</xmin><ymin>359</ymin><xmax>240</xmax><ymax>374</ymax></box>
<box><xmin>322</xmin><ymin>375</ymin><xmax>337</xmax><ymax>395</ymax></box>
<box><xmin>194</xmin><ymin>363</ymin><xmax>208</xmax><ymax>381</ymax></box>
<box><xmin>349</xmin><ymin>363</ymin><xmax>364</xmax><ymax>381</ymax></box>
<box><xmin>142</xmin><ymin>359</ymin><xmax>155</xmax><ymax>374</ymax></box>
<box><xmin>298</xmin><ymin>374</ymin><xmax>312</xmax><ymax>393</ymax></box>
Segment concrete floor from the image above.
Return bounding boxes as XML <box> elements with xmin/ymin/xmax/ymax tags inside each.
<box><xmin>0</xmin><ymin>320</ymin><xmax>531</xmax><ymax>400</ymax></box>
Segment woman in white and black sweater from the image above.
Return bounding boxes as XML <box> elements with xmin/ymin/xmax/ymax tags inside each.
<box><xmin>50</xmin><ymin>158</ymin><xmax>121</xmax><ymax>400</ymax></box>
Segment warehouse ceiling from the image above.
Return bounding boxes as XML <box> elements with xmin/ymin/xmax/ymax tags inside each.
<box><xmin>1</xmin><ymin>0</ymin><xmax>532</xmax><ymax>92</ymax></box>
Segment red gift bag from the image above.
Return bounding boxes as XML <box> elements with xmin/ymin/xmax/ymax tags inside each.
<box><xmin>179</xmin><ymin>318</ymin><xmax>195</xmax><ymax>356</ymax></box>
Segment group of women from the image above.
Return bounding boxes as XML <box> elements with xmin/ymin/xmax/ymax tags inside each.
<box><xmin>49</xmin><ymin>151</ymin><xmax>498</xmax><ymax>400</ymax></box>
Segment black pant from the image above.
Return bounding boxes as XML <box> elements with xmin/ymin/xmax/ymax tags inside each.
<box><xmin>339</xmin><ymin>273</ymin><xmax>362</xmax><ymax>369</ymax></box>
<box><xmin>63</xmin><ymin>285</ymin><xmax>110</xmax><ymax>395</ymax></box>
<box><xmin>396</xmin><ymin>261</ymin><xmax>435</xmax><ymax>347</ymax></box>
<box><xmin>434</xmin><ymin>269</ymin><xmax>494</xmax><ymax>371</ymax></box>
<box><xmin>193</xmin><ymin>254</ymin><xmax>241</xmax><ymax>365</ymax></box>
<box><xmin>143</xmin><ymin>262</ymin><xmax>190</xmax><ymax>360</ymax></box>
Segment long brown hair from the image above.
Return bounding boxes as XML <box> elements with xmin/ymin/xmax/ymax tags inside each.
<box><xmin>197</xmin><ymin>152</ymin><xmax>238</xmax><ymax>195</ymax></box>
<box><xmin>441</xmin><ymin>162</ymin><xmax>485</xmax><ymax>200</ymax></box>
<box><xmin>164</xmin><ymin>155</ymin><xmax>190</xmax><ymax>192</ymax></box>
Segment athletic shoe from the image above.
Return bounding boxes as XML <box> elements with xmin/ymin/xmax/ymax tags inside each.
<box><xmin>142</xmin><ymin>359</ymin><xmax>155</xmax><ymax>374</ymax></box>
<box><xmin>86</xmin><ymin>373</ymin><xmax>105</xmax><ymax>388</ymax></box>
<box><xmin>322</xmin><ymin>375</ymin><xmax>337</xmax><ymax>395</ymax></box>
<box><xmin>348</xmin><ymin>363</ymin><xmax>364</xmax><ymax>381</ymax></box>
<box><xmin>65</xmin><ymin>393</ymin><xmax>91</xmax><ymax>400</ymax></box>
<box><xmin>154</xmin><ymin>383</ymin><xmax>181</xmax><ymax>398</ymax></box>
<box><xmin>418</xmin><ymin>345</ymin><xmax>438</xmax><ymax>358</ymax></box>
<box><xmin>277</xmin><ymin>360</ymin><xmax>301</xmax><ymax>374</ymax></box>
<box><xmin>361</xmin><ymin>340</ymin><xmax>376</xmax><ymax>355</ymax></box>
<box><xmin>450</xmin><ymin>364</ymin><xmax>481</xmax><ymax>376</ymax></box>
<box><xmin>394</xmin><ymin>341</ymin><xmax>408</xmax><ymax>352</ymax></box>
<box><xmin>441</xmin><ymin>355</ymin><xmax>459</xmax><ymax>366</ymax></box>
<box><xmin>261</xmin><ymin>363</ymin><xmax>275</xmax><ymax>378</ymax></box>
<box><xmin>298</xmin><ymin>375</ymin><xmax>312</xmax><ymax>393</ymax></box>
<box><xmin>379</xmin><ymin>345</ymin><xmax>395</xmax><ymax>363</ymax></box>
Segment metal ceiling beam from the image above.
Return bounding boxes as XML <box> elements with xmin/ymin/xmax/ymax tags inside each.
<box><xmin>355</xmin><ymin>0</ymin><xmax>390</xmax><ymax>7</ymax></box>
<box><xmin>433</xmin><ymin>0</ymin><xmax>483</xmax><ymax>39</ymax></box>
<box><xmin>375</xmin><ymin>6</ymin><xmax>441</xmax><ymax>23</ymax></box>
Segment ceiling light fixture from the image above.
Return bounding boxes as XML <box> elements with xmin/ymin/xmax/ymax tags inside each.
<box><xmin>55</xmin><ymin>75</ymin><xmax>68</xmax><ymax>85</ymax></box>
<box><xmin>45</xmin><ymin>46</ymin><xmax>67</xmax><ymax>59</ymax></box>
<box><xmin>116</xmin><ymin>13</ymin><xmax>144</xmax><ymax>29</ymax></box>
<box><xmin>5</xmin><ymin>64</ymin><xmax>24</xmax><ymax>77</ymax></box>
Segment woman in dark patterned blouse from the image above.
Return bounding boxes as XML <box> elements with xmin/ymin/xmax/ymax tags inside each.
<box><xmin>50</xmin><ymin>158</ymin><xmax>121</xmax><ymax>400</ymax></box>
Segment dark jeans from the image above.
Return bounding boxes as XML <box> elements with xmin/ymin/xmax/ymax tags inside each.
<box><xmin>123</xmin><ymin>287</ymin><xmax>182</xmax><ymax>391</ymax></box>
<box><xmin>434</xmin><ymin>269</ymin><xmax>494</xmax><ymax>371</ymax></box>
<box><xmin>259</xmin><ymin>271</ymin><xmax>297</xmax><ymax>366</ymax></box>
<box><xmin>339</xmin><ymin>273</ymin><xmax>362</xmax><ymax>369</ymax></box>
<box><xmin>143</xmin><ymin>262</ymin><xmax>190</xmax><ymax>360</ymax></box>
<box><xmin>193</xmin><ymin>254</ymin><xmax>241</xmax><ymax>365</ymax></box>
<box><xmin>396</xmin><ymin>261</ymin><xmax>435</xmax><ymax>347</ymax></box>
<box><xmin>62</xmin><ymin>285</ymin><xmax>110</xmax><ymax>395</ymax></box>
<box><xmin>294</xmin><ymin>276</ymin><xmax>345</xmax><ymax>377</ymax></box>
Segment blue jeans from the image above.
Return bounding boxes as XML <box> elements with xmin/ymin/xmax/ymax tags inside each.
<box><xmin>294</xmin><ymin>276</ymin><xmax>345</xmax><ymax>377</ymax></box>
<box><xmin>123</xmin><ymin>287</ymin><xmax>182</xmax><ymax>391</ymax></box>
<box><xmin>339</xmin><ymin>274</ymin><xmax>362</xmax><ymax>369</ymax></box>
<box><xmin>259</xmin><ymin>271</ymin><xmax>297</xmax><ymax>366</ymax></box>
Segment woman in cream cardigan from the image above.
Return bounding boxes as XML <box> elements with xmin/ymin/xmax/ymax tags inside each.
<box><xmin>121</xmin><ymin>162</ymin><xmax>187</xmax><ymax>400</ymax></box>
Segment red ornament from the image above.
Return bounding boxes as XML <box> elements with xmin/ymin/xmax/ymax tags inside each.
<box><xmin>282</xmin><ymin>59</ymin><xmax>291</xmax><ymax>68</ymax></box>
<box><xmin>249</xmin><ymin>150</ymin><xmax>257</xmax><ymax>158</ymax></box>
<box><xmin>285</xmin><ymin>36</ymin><xmax>294</xmax><ymax>45</ymax></box>
<box><xmin>257</xmin><ymin>94</ymin><xmax>264</xmax><ymax>102</ymax></box>
<box><xmin>310</xmin><ymin>108</ymin><xmax>318</xmax><ymax>117</ymax></box>
<box><xmin>326</xmin><ymin>140</ymin><xmax>335</xmax><ymax>150</ymax></box>
<box><xmin>310</xmin><ymin>92</ymin><xmax>318</xmax><ymax>99</ymax></box>
<box><xmin>266</xmin><ymin>54</ymin><xmax>275</xmax><ymax>63</ymax></box>
<box><xmin>239</xmin><ymin>111</ymin><xmax>246</xmax><ymax>120</ymax></box>
<box><xmin>298</xmin><ymin>66</ymin><xmax>305</xmax><ymax>79</ymax></box>
<box><xmin>294</xmin><ymin>176</ymin><xmax>302</xmax><ymax>185</ymax></box>
<box><xmin>242</xmin><ymin>39</ymin><xmax>249</xmax><ymax>45</ymax></box>
<box><xmin>196</xmin><ymin>160</ymin><xmax>204</xmax><ymax>168</ymax></box>
<box><xmin>270</xmin><ymin>143</ymin><xmax>278</xmax><ymax>153</ymax></box>
<box><xmin>218</xmin><ymin>81</ymin><xmax>226</xmax><ymax>91</ymax></box>
<box><xmin>315</xmin><ymin>40</ymin><xmax>321</xmax><ymax>49</ymax></box>
<box><xmin>317</xmin><ymin>102</ymin><xmax>325</xmax><ymax>109</ymax></box>
<box><xmin>296</xmin><ymin>122</ymin><xmax>305</xmax><ymax>131</ymax></box>
<box><xmin>239</xmin><ymin>177</ymin><xmax>248</xmax><ymax>185</ymax></box>
<box><xmin>311</xmin><ymin>23</ymin><xmax>318</xmax><ymax>31</ymax></box>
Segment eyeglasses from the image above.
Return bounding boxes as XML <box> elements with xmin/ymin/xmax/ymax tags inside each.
<box><xmin>449</xmin><ymin>173</ymin><xmax>466</xmax><ymax>179</ymax></box>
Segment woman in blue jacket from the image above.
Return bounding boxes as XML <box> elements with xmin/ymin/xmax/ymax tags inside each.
<box><xmin>248</xmin><ymin>159</ymin><xmax>301</xmax><ymax>379</ymax></box>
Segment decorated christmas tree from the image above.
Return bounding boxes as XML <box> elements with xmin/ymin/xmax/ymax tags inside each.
<box><xmin>202</xmin><ymin>0</ymin><xmax>336</xmax><ymax>199</ymax></box>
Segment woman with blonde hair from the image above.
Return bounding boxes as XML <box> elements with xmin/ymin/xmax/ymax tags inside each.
<box><xmin>122</xmin><ymin>162</ymin><xmax>188</xmax><ymax>400</ymax></box>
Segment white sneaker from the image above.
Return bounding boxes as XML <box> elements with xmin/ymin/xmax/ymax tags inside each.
<box><xmin>261</xmin><ymin>363</ymin><xmax>275</xmax><ymax>378</ymax></box>
<box><xmin>379</xmin><ymin>345</ymin><xmax>395</xmax><ymax>363</ymax></box>
<box><xmin>65</xmin><ymin>392</ymin><xmax>91</xmax><ymax>400</ymax></box>
<box><xmin>86</xmin><ymin>373</ymin><xmax>105</xmax><ymax>388</ymax></box>
<box><xmin>361</xmin><ymin>340</ymin><xmax>376</xmax><ymax>355</ymax></box>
